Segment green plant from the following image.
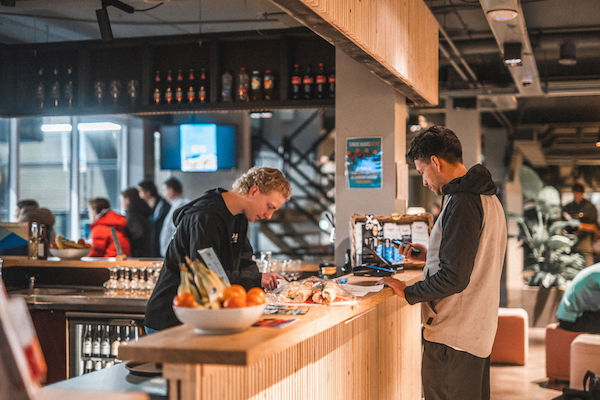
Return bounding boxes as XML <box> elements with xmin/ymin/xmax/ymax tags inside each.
<box><xmin>509</xmin><ymin>166</ymin><xmax>585</xmax><ymax>288</ymax></box>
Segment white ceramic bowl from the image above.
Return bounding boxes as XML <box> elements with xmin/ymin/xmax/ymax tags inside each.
<box><xmin>49</xmin><ymin>248</ymin><xmax>90</xmax><ymax>260</ymax></box>
<box><xmin>173</xmin><ymin>303</ymin><xmax>266</xmax><ymax>334</ymax></box>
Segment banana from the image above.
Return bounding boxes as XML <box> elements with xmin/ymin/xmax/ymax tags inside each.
<box><xmin>180</xmin><ymin>257</ymin><xmax>231</xmax><ymax>309</ymax></box>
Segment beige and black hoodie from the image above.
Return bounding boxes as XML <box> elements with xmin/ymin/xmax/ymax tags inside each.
<box><xmin>404</xmin><ymin>164</ymin><xmax>507</xmax><ymax>358</ymax></box>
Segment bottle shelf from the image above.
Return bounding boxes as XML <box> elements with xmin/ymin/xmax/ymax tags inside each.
<box><xmin>0</xmin><ymin>27</ymin><xmax>335</xmax><ymax>118</ymax></box>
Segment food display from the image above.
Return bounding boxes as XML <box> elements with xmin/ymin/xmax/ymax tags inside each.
<box><xmin>172</xmin><ymin>257</ymin><xmax>266</xmax><ymax>309</ymax></box>
<box><xmin>52</xmin><ymin>235</ymin><xmax>91</xmax><ymax>249</ymax></box>
<box><xmin>278</xmin><ymin>277</ymin><xmax>355</xmax><ymax>305</ymax></box>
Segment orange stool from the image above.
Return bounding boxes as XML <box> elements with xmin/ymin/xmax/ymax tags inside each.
<box><xmin>570</xmin><ymin>334</ymin><xmax>600</xmax><ymax>389</ymax></box>
<box><xmin>545</xmin><ymin>323</ymin><xmax>583</xmax><ymax>381</ymax></box>
<box><xmin>491</xmin><ymin>307</ymin><xmax>528</xmax><ymax>365</ymax></box>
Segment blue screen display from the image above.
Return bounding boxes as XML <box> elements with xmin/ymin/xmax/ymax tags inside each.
<box><xmin>161</xmin><ymin>124</ymin><xmax>236</xmax><ymax>172</ymax></box>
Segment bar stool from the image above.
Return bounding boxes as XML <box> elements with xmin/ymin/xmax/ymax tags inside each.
<box><xmin>491</xmin><ymin>307</ymin><xmax>528</xmax><ymax>365</ymax></box>
<box><xmin>570</xmin><ymin>334</ymin><xmax>600</xmax><ymax>390</ymax></box>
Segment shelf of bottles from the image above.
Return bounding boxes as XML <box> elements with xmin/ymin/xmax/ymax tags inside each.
<box><xmin>78</xmin><ymin>323</ymin><xmax>144</xmax><ymax>376</ymax></box>
<box><xmin>2</xmin><ymin>29</ymin><xmax>335</xmax><ymax>117</ymax></box>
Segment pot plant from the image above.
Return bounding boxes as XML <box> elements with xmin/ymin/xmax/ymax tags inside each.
<box><xmin>509</xmin><ymin>166</ymin><xmax>585</xmax><ymax>326</ymax></box>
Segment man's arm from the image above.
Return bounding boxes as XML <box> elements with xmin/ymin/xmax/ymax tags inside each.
<box><xmin>403</xmin><ymin>193</ymin><xmax>483</xmax><ymax>305</ymax></box>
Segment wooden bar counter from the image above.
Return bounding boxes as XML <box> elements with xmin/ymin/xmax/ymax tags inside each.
<box><xmin>119</xmin><ymin>270</ymin><xmax>423</xmax><ymax>400</ymax></box>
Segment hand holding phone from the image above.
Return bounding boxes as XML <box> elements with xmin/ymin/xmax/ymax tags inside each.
<box><xmin>391</xmin><ymin>239</ymin><xmax>423</xmax><ymax>257</ymax></box>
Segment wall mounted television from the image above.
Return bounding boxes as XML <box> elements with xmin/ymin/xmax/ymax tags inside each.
<box><xmin>160</xmin><ymin>124</ymin><xmax>237</xmax><ymax>171</ymax></box>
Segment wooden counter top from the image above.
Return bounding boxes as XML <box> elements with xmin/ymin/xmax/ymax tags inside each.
<box><xmin>0</xmin><ymin>256</ymin><xmax>162</xmax><ymax>269</ymax></box>
<box><xmin>118</xmin><ymin>270</ymin><xmax>422</xmax><ymax>366</ymax></box>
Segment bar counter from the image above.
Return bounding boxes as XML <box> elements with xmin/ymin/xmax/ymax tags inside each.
<box><xmin>119</xmin><ymin>270</ymin><xmax>423</xmax><ymax>400</ymax></box>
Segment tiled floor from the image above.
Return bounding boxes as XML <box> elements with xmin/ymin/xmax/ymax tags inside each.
<box><xmin>491</xmin><ymin>327</ymin><xmax>566</xmax><ymax>399</ymax></box>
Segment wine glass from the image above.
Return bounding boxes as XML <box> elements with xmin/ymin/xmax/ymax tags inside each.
<box><xmin>103</xmin><ymin>266</ymin><xmax>119</xmax><ymax>294</ymax></box>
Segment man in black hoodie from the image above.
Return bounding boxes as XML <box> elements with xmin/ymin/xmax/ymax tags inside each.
<box><xmin>382</xmin><ymin>126</ymin><xmax>506</xmax><ymax>400</ymax></box>
<box><xmin>144</xmin><ymin>167</ymin><xmax>291</xmax><ymax>332</ymax></box>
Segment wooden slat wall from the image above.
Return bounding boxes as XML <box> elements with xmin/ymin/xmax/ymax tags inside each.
<box><xmin>273</xmin><ymin>0</ymin><xmax>438</xmax><ymax>105</ymax></box>
<box><xmin>163</xmin><ymin>296</ymin><xmax>421</xmax><ymax>399</ymax></box>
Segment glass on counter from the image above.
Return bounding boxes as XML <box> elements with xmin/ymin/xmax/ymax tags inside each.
<box><xmin>103</xmin><ymin>263</ymin><xmax>162</xmax><ymax>297</ymax></box>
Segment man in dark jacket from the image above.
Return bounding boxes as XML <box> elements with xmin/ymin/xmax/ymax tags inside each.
<box><xmin>138</xmin><ymin>179</ymin><xmax>171</xmax><ymax>257</ymax></box>
<box><xmin>382</xmin><ymin>126</ymin><xmax>506</xmax><ymax>400</ymax></box>
<box><xmin>144</xmin><ymin>167</ymin><xmax>291</xmax><ymax>332</ymax></box>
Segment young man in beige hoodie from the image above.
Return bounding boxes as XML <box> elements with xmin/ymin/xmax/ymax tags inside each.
<box><xmin>383</xmin><ymin>126</ymin><xmax>507</xmax><ymax>400</ymax></box>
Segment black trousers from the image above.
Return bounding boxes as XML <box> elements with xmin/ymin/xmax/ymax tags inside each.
<box><xmin>422</xmin><ymin>339</ymin><xmax>490</xmax><ymax>400</ymax></box>
<box><xmin>559</xmin><ymin>310</ymin><xmax>600</xmax><ymax>334</ymax></box>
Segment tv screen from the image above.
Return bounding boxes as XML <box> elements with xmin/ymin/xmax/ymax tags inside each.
<box><xmin>160</xmin><ymin>124</ymin><xmax>237</xmax><ymax>171</ymax></box>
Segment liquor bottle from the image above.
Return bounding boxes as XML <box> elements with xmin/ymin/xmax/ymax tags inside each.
<box><xmin>198</xmin><ymin>68</ymin><xmax>208</xmax><ymax>104</ymax></box>
<box><xmin>153</xmin><ymin>70</ymin><xmax>161</xmax><ymax>104</ymax></box>
<box><xmin>237</xmin><ymin>67</ymin><xmax>249</xmax><ymax>102</ymax></box>
<box><xmin>82</xmin><ymin>324</ymin><xmax>92</xmax><ymax>357</ymax></box>
<box><xmin>37</xmin><ymin>224</ymin><xmax>48</xmax><ymax>260</ymax></box>
<box><xmin>221</xmin><ymin>70</ymin><xmax>233</xmax><ymax>102</ymax></box>
<box><xmin>290</xmin><ymin>64</ymin><xmax>301</xmax><ymax>100</ymax></box>
<box><xmin>175</xmin><ymin>69</ymin><xmax>184</xmax><ymax>104</ymax></box>
<box><xmin>315</xmin><ymin>63</ymin><xmax>327</xmax><ymax>99</ymax></box>
<box><xmin>187</xmin><ymin>69</ymin><xmax>196</xmax><ymax>103</ymax></box>
<box><xmin>302</xmin><ymin>65</ymin><xmax>314</xmax><ymax>100</ymax></box>
<box><xmin>84</xmin><ymin>359</ymin><xmax>93</xmax><ymax>374</ymax></box>
<box><xmin>263</xmin><ymin>69</ymin><xmax>275</xmax><ymax>100</ymax></box>
<box><xmin>35</xmin><ymin>67</ymin><xmax>45</xmax><ymax>109</ymax></box>
<box><xmin>64</xmin><ymin>66</ymin><xmax>74</xmax><ymax>107</ymax></box>
<box><xmin>111</xmin><ymin>326</ymin><xmax>121</xmax><ymax>360</ymax></box>
<box><xmin>328</xmin><ymin>71</ymin><xmax>335</xmax><ymax>99</ymax></box>
<box><xmin>28</xmin><ymin>222</ymin><xmax>39</xmax><ymax>260</ymax></box>
<box><xmin>50</xmin><ymin>67</ymin><xmax>60</xmax><ymax>107</ymax></box>
<box><xmin>100</xmin><ymin>325</ymin><xmax>110</xmax><ymax>358</ymax></box>
<box><xmin>132</xmin><ymin>325</ymin><xmax>140</xmax><ymax>342</ymax></box>
<box><xmin>92</xmin><ymin>324</ymin><xmax>101</xmax><ymax>357</ymax></box>
<box><xmin>94</xmin><ymin>359</ymin><xmax>103</xmax><ymax>371</ymax></box>
<box><xmin>123</xmin><ymin>326</ymin><xmax>131</xmax><ymax>343</ymax></box>
<box><xmin>250</xmin><ymin>70</ymin><xmax>262</xmax><ymax>101</ymax></box>
<box><xmin>164</xmin><ymin>70</ymin><xmax>173</xmax><ymax>104</ymax></box>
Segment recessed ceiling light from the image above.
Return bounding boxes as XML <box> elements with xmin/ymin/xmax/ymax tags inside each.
<box><xmin>487</xmin><ymin>9</ymin><xmax>518</xmax><ymax>22</ymax></box>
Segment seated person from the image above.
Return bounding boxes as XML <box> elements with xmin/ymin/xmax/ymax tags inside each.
<box><xmin>557</xmin><ymin>263</ymin><xmax>600</xmax><ymax>333</ymax></box>
<box><xmin>14</xmin><ymin>199</ymin><xmax>39</xmax><ymax>221</ymax></box>
<box><xmin>87</xmin><ymin>197</ymin><xmax>131</xmax><ymax>257</ymax></box>
<box><xmin>18</xmin><ymin>206</ymin><xmax>56</xmax><ymax>244</ymax></box>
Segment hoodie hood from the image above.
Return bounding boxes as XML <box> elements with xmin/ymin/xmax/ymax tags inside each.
<box><xmin>173</xmin><ymin>188</ymin><xmax>229</xmax><ymax>226</ymax></box>
<box><xmin>91</xmin><ymin>210</ymin><xmax>128</xmax><ymax>230</ymax></box>
<box><xmin>442</xmin><ymin>164</ymin><xmax>497</xmax><ymax>196</ymax></box>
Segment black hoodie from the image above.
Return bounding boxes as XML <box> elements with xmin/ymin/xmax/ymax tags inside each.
<box><xmin>144</xmin><ymin>188</ymin><xmax>262</xmax><ymax>330</ymax></box>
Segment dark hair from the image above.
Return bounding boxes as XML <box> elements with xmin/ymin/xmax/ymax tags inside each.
<box><xmin>164</xmin><ymin>177</ymin><xmax>183</xmax><ymax>194</ymax></box>
<box><xmin>17</xmin><ymin>199</ymin><xmax>39</xmax><ymax>209</ymax></box>
<box><xmin>406</xmin><ymin>125</ymin><xmax>463</xmax><ymax>164</ymax></box>
<box><xmin>88</xmin><ymin>198</ymin><xmax>111</xmax><ymax>214</ymax></box>
<box><xmin>138</xmin><ymin>180</ymin><xmax>159</xmax><ymax>197</ymax></box>
<box><xmin>572</xmin><ymin>183</ymin><xmax>585</xmax><ymax>193</ymax></box>
<box><xmin>121</xmin><ymin>187</ymin><xmax>141</xmax><ymax>202</ymax></box>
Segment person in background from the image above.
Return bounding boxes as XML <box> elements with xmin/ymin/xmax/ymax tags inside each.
<box><xmin>159</xmin><ymin>177</ymin><xmax>190</xmax><ymax>257</ymax></box>
<box><xmin>120</xmin><ymin>188</ymin><xmax>153</xmax><ymax>257</ymax></box>
<box><xmin>138</xmin><ymin>179</ymin><xmax>170</xmax><ymax>257</ymax></box>
<box><xmin>563</xmin><ymin>183</ymin><xmax>598</xmax><ymax>267</ymax></box>
<box><xmin>87</xmin><ymin>197</ymin><xmax>131</xmax><ymax>257</ymax></box>
<box><xmin>144</xmin><ymin>167</ymin><xmax>290</xmax><ymax>333</ymax></box>
<box><xmin>14</xmin><ymin>199</ymin><xmax>39</xmax><ymax>221</ymax></box>
<box><xmin>557</xmin><ymin>263</ymin><xmax>600</xmax><ymax>333</ymax></box>
<box><xmin>18</xmin><ymin>206</ymin><xmax>56</xmax><ymax>243</ymax></box>
<box><xmin>381</xmin><ymin>126</ymin><xmax>507</xmax><ymax>400</ymax></box>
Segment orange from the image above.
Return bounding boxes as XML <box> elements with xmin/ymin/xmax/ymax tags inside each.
<box><xmin>223</xmin><ymin>293</ymin><xmax>246</xmax><ymax>308</ymax></box>
<box><xmin>173</xmin><ymin>292</ymin><xmax>195</xmax><ymax>308</ymax></box>
<box><xmin>246</xmin><ymin>288</ymin><xmax>266</xmax><ymax>306</ymax></box>
<box><xmin>220</xmin><ymin>284</ymin><xmax>246</xmax><ymax>302</ymax></box>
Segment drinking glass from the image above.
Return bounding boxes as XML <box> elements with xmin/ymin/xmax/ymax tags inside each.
<box><xmin>129</xmin><ymin>267</ymin><xmax>141</xmax><ymax>294</ymax></box>
<box><xmin>103</xmin><ymin>266</ymin><xmax>119</xmax><ymax>294</ymax></box>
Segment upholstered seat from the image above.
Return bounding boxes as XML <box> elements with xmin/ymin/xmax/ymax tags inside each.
<box><xmin>545</xmin><ymin>323</ymin><xmax>583</xmax><ymax>381</ymax></box>
<box><xmin>491</xmin><ymin>307</ymin><xmax>529</xmax><ymax>365</ymax></box>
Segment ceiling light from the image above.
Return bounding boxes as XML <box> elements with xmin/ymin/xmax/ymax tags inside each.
<box><xmin>558</xmin><ymin>41</ymin><xmax>577</xmax><ymax>66</ymax></box>
<box><xmin>484</xmin><ymin>0</ymin><xmax>519</xmax><ymax>21</ymax></box>
<box><xmin>77</xmin><ymin>122</ymin><xmax>122</xmax><ymax>131</ymax></box>
<box><xmin>41</xmin><ymin>123</ymin><xmax>73</xmax><ymax>132</ymax></box>
<box><xmin>503</xmin><ymin>42</ymin><xmax>522</xmax><ymax>66</ymax></box>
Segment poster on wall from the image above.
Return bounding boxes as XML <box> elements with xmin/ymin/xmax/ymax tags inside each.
<box><xmin>345</xmin><ymin>137</ymin><xmax>382</xmax><ymax>189</ymax></box>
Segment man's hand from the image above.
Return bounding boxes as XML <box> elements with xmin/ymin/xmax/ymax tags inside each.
<box><xmin>379</xmin><ymin>277</ymin><xmax>407</xmax><ymax>298</ymax></box>
<box><xmin>395</xmin><ymin>242</ymin><xmax>427</xmax><ymax>262</ymax></box>
<box><xmin>261</xmin><ymin>272</ymin><xmax>284</xmax><ymax>291</ymax></box>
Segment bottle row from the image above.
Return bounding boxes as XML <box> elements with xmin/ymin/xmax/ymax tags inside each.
<box><xmin>81</xmin><ymin>323</ymin><xmax>143</xmax><ymax>361</ymax></box>
<box><xmin>33</xmin><ymin>66</ymin><xmax>76</xmax><ymax>110</ymax></box>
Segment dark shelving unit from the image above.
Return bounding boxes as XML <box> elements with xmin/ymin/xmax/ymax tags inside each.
<box><xmin>0</xmin><ymin>28</ymin><xmax>335</xmax><ymax>118</ymax></box>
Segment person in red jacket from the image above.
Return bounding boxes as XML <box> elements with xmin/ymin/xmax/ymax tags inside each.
<box><xmin>87</xmin><ymin>197</ymin><xmax>131</xmax><ymax>257</ymax></box>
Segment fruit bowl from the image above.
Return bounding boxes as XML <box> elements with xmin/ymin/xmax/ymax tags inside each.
<box><xmin>173</xmin><ymin>303</ymin><xmax>266</xmax><ymax>334</ymax></box>
<box><xmin>49</xmin><ymin>248</ymin><xmax>90</xmax><ymax>260</ymax></box>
